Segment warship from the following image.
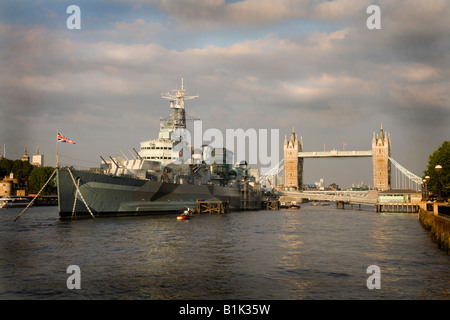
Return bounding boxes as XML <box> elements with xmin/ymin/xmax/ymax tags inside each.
<box><xmin>57</xmin><ymin>79</ymin><xmax>263</xmax><ymax>219</ymax></box>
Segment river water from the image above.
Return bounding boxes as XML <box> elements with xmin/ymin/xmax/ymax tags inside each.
<box><xmin>0</xmin><ymin>204</ymin><xmax>449</xmax><ymax>300</ymax></box>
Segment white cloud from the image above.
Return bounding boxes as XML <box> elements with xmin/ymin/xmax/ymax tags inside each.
<box><xmin>394</xmin><ymin>63</ymin><xmax>442</xmax><ymax>83</ymax></box>
<box><xmin>313</xmin><ymin>0</ymin><xmax>371</xmax><ymax>20</ymax></box>
<box><xmin>390</xmin><ymin>81</ymin><xmax>450</xmax><ymax>110</ymax></box>
<box><xmin>107</xmin><ymin>19</ymin><xmax>167</xmax><ymax>42</ymax></box>
<box><xmin>155</xmin><ymin>0</ymin><xmax>371</xmax><ymax>28</ymax></box>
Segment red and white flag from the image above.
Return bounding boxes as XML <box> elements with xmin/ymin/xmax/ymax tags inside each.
<box><xmin>57</xmin><ymin>131</ymin><xmax>76</xmax><ymax>144</ymax></box>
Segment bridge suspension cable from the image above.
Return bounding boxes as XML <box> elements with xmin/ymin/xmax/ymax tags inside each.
<box><xmin>389</xmin><ymin>157</ymin><xmax>422</xmax><ymax>191</ymax></box>
<box><xmin>259</xmin><ymin>159</ymin><xmax>284</xmax><ymax>187</ymax></box>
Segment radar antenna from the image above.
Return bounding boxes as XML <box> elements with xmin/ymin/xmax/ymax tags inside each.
<box><xmin>161</xmin><ymin>77</ymin><xmax>199</xmax><ymax>129</ymax></box>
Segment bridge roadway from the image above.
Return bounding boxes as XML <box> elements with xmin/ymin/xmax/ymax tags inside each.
<box><xmin>281</xmin><ymin>190</ymin><xmax>379</xmax><ymax>205</ymax></box>
<box><xmin>298</xmin><ymin>150</ymin><xmax>373</xmax><ymax>158</ymax></box>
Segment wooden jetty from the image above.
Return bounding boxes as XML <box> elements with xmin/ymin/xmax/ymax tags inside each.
<box><xmin>376</xmin><ymin>202</ymin><xmax>420</xmax><ymax>213</ymax></box>
<box><xmin>262</xmin><ymin>200</ymin><xmax>280</xmax><ymax>210</ymax></box>
<box><xmin>196</xmin><ymin>199</ymin><xmax>230</xmax><ymax>214</ymax></box>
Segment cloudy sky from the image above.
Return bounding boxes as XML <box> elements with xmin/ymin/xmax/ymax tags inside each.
<box><xmin>0</xmin><ymin>0</ymin><xmax>449</xmax><ymax>188</ymax></box>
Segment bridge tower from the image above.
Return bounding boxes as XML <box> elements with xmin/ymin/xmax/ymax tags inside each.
<box><xmin>372</xmin><ymin>124</ymin><xmax>391</xmax><ymax>190</ymax></box>
<box><xmin>284</xmin><ymin>127</ymin><xmax>303</xmax><ymax>190</ymax></box>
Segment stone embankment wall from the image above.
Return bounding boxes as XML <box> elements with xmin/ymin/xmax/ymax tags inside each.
<box><xmin>419</xmin><ymin>209</ymin><xmax>450</xmax><ymax>254</ymax></box>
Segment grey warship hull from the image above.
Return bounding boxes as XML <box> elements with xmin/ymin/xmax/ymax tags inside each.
<box><xmin>57</xmin><ymin>168</ymin><xmax>261</xmax><ymax>219</ymax></box>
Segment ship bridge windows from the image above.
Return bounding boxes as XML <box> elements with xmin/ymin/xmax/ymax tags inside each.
<box><xmin>144</xmin><ymin>156</ymin><xmax>173</xmax><ymax>160</ymax></box>
<box><xmin>141</xmin><ymin>146</ymin><xmax>172</xmax><ymax>150</ymax></box>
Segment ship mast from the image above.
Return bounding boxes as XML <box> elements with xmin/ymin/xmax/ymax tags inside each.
<box><xmin>161</xmin><ymin>77</ymin><xmax>199</xmax><ymax>129</ymax></box>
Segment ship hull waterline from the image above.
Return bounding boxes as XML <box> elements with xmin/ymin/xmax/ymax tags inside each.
<box><xmin>57</xmin><ymin>168</ymin><xmax>261</xmax><ymax>219</ymax></box>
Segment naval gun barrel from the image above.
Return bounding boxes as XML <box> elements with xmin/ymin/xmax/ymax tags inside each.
<box><xmin>109</xmin><ymin>156</ymin><xmax>120</xmax><ymax>168</ymax></box>
<box><xmin>133</xmin><ymin>148</ymin><xmax>143</xmax><ymax>160</ymax></box>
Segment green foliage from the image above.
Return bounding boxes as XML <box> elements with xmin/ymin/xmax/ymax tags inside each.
<box><xmin>423</xmin><ymin>141</ymin><xmax>450</xmax><ymax>199</ymax></box>
<box><xmin>0</xmin><ymin>158</ymin><xmax>57</xmax><ymax>195</ymax></box>
<box><xmin>0</xmin><ymin>158</ymin><xmax>33</xmax><ymax>179</ymax></box>
<box><xmin>12</xmin><ymin>160</ymin><xmax>34</xmax><ymax>179</ymax></box>
<box><xmin>0</xmin><ymin>158</ymin><xmax>13</xmax><ymax>178</ymax></box>
<box><xmin>28</xmin><ymin>167</ymin><xmax>57</xmax><ymax>195</ymax></box>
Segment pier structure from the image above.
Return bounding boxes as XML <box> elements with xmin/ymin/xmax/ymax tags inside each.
<box><xmin>195</xmin><ymin>200</ymin><xmax>229</xmax><ymax>214</ymax></box>
<box><xmin>375</xmin><ymin>189</ymin><xmax>422</xmax><ymax>213</ymax></box>
<box><xmin>281</xmin><ymin>188</ymin><xmax>426</xmax><ymax>213</ymax></box>
<box><xmin>376</xmin><ymin>202</ymin><xmax>420</xmax><ymax>213</ymax></box>
<box><xmin>290</xmin><ymin>190</ymin><xmax>379</xmax><ymax>206</ymax></box>
<box><xmin>262</xmin><ymin>200</ymin><xmax>280</xmax><ymax>210</ymax></box>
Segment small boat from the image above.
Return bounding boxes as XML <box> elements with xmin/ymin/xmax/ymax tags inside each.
<box><xmin>312</xmin><ymin>202</ymin><xmax>330</xmax><ymax>206</ymax></box>
<box><xmin>288</xmin><ymin>201</ymin><xmax>301</xmax><ymax>209</ymax></box>
<box><xmin>0</xmin><ymin>196</ymin><xmax>33</xmax><ymax>209</ymax></box>
<box><xmin>177</xmin><ymin>207</ymin><xmax>194</xmax><ymax>220</ymax></box>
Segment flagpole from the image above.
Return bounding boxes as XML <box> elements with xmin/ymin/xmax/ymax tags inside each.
<box><xmin>56</xmin><ymin>130</ymin><xmax>58</xmax><ymax>168</ymax></box>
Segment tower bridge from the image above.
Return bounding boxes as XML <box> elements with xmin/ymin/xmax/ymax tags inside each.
<box><xmin>270</xmin><ymin>124</ymin><xmax>423</xmax><ymax>193</ymax></box>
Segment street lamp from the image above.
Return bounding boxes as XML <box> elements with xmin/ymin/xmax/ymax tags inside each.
<box><xmin>422</xmin><ymin>176</ymin><xmax>431</xmax><ymax>210</ymax></box>
<box><xmin>435</xmin><ymin>165</ymin><xmax>443</xmax><ymax>202</ymax></box>
<box><xmin>424</xmin><ymin>176</ymin><xmax>430</xmax><ymax>200</ymax></box>
<box><xmin>422</xmin><ymin>176</ymin><xmax>429</xmax><ymax>201</ymax></box>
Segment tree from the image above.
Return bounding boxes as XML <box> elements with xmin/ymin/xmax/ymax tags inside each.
<box><xmin>423</xmin><ymin>141</ymin><xmax>450</xmax><ymax>199</ymax></box>
<box><xmin>0</xmin><ymin>158</ymin><xmax>34</xmax><ymax>179</ymax></box>
<box><xmin>11</xmin><ymin>160</ymin><xmax>34</xmax><ymax>179</ymax></box>
<box><xmin>28</xmin><ymin>167</ymin><xmax>57</xmax><ymax>195</ymax></box>
<box><xmin>0</xmin><ymin>158</ymin><xmax>13</xmax><ymax>178</ymax></box>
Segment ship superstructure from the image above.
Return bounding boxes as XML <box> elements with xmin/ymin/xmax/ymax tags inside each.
<box><xmin>138</xmin><ymin>77</ymin><xmax>199</xmax><ymax>166</ymax></box>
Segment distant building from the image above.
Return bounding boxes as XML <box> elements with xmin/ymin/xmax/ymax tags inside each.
<box><xmin>32</xmin><ymin>148</ymin><xmax>44</xmax><ymax>167</ymax></box>
<box><xmin>315</xmin><ymin>178</ymin><xmax>325</xmax><ymax>190</ymax></box>
<box><xmin>303</xmin><ymin>183</ymin><xmax>318</xmax><ymax>190</ymax></box>
<box><xmin>328</xmin><ymin>182</ymin><xmax>340</xmax><ymax>191</ymax></box>
<box><xmin>22</xmin><ymin>147</ymin><xmax>30</xmax><ymax>163</ymax></box>
<box><xmin>349</xmin><ymin>182</ymin><xmax>369</xmax><ymax>191</ymax></box>
<box><xmin>0</xmin><ymin>175</ymin><xmax>13</xmax><ymax>196</ymax></box>
<box><xmin>0</xmin><ymin>172</ymin><xmax>27</xmax><ymax>196</ymax></box>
